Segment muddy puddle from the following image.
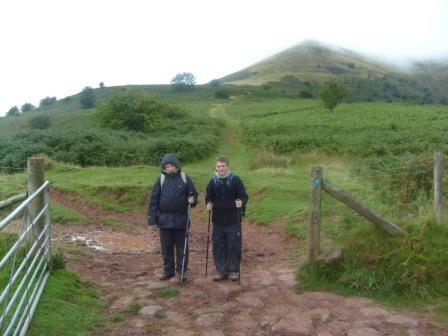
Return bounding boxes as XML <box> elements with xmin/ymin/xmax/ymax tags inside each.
<box><xmin>71</xmin><ymin>231</ymin><xmax>157</xmax><ymax>253</ymax></box>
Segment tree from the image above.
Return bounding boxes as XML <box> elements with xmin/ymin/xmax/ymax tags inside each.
<box><xmin>171</xmin><ymin>72</ymin><xmax>196</xmax><ymax>92</ymax></box>
<box><xmin>99</xmin><ymin>82</ymin><xmax>105</xmax><ymax>89</ymax></box>
<box><xmin>80</xmin><ymin>86</ymin><xmax>96</xmax><ymax>109</ymax></box>
<box><xmin>21</xmin><ymin>103</ymin><xmax>35</xmax><ymax>112</ymax></box>
<box><xmin>319</xmin><ymin>80</ymin><xmax>346</xmax><ymax>112</ymax></box>
<box><xmin>7</xmin><ymin>106</ymin><xmax>20</xmax><ymax>117</ymax></box>
<box><xmin>39</xmin><ymin>96</ymin><xmax>57</xmax><ymax>107</ymax></box>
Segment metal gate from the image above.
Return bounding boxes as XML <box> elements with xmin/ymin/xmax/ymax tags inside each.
<box><xmin>0</xmin><ymin>181</ymin><xmax>51</xmax><ymax>336</ymax></box>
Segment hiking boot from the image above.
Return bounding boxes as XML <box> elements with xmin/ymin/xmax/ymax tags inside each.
<box><xmin>159</xmin><ymin>273</ymin><xmax>174</xmax><ymax>281</ymax></box>
<box><xmin>228</xmin><ymin>272</ymin><xmax>239</xmax><ymax>282</ymax></box>
<box><xmin>213</xmin><ymin>273</ymin><xmax>228</xmax><ymax>281</ymax></box>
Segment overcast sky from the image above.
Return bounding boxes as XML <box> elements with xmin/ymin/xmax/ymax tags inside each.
<box><xmin>1</xmin><ymin>0</ymin><xmax>447</xmax><ymax>116</ymax></box>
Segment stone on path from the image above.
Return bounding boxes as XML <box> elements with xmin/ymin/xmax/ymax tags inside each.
<box><xmin>386</xmin><ymin>314</ymin><xmax>419</xmax><ymax>327</ymax></box>
<box><xmin>138</xmin><ymin>305</ymin><xmax>163</xmax><ymax>317</ymax></box>
<box><xmin>195</xmin><ymin>312</ymin><xmax>224</xmax><ymax>328</ymax></box>
<box><xmin>271</xmin><ymin>313</ymin><xmax>314</xmax><ymax>336</ymax></box>
<box><xmin>147</xmin><ymin>281</ymin><xmax>169</xmax><ymax>290</ymax></box>
<box><xmin>305</xmin><ymin>308</ymin><xmax>331</xmax><ymax>323</ymax></box>
<box><xmin>236</xmin><ymin>296</ymin><xmax>265</xmax><ymax>308</ymax></box>
<box><xmin>360</xmin><ymin>307</ymin><xmax>389</xmax><ymax>318</ymax></box>
<box><xmin>201</xmin><ymin>330</ymin><xmax>225</xmax><ymax>336</ymax></box>
<box><xmin>347</xmin><ymin>327</ymin><xmax>380</xmax><ymax>336</ymax></box>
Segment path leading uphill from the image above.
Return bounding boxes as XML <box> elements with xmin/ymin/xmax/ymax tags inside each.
<box><xmin>53</xmin><ymin>195</ymin><xmax>447</xmax><ymax>336</ymax></box>
<box><xmin>52</xmin><ymin>104</ymin><xmax>447</xmax><ymax>335</ymax></box>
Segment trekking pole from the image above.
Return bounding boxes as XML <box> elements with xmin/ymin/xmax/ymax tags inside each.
<box><xmin>180</xmin><ymin>193</ymin><xmax>193</xmax><ymax>285</ymax></box>
<box><xmin>205</xmin><ymin>209</ymin><xmax>211</xmax><ymax>277</ymax></box>
<box><xmin>237</xmin><ymin>200</ymin><xmax>242</xmax><ymax>285</ymax></box>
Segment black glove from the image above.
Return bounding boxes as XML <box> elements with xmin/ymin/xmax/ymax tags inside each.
<box><xmin>147</xmin><ymin>216</ymin><xmax>158</xmax><ymax>226</ymax></box>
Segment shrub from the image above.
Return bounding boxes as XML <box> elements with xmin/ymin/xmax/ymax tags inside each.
<box><xmin>299</xmin><ymin>90</ymin><xmax>313</xmax><ymax>98</ymax></box>
<box><xmin>80</xmin><ymin>86</ymin><xmax>96</xmax><ymax>109</ymax></box>
<box><xmin>96</xmin><ymin>89</ymin><xmax>185</xmax><ymax>132</ymax></box>
<box><xmin>214</xmin><ymin>89</ymin><xmax>230</xmax><ymax>99</ymax></box>
<box><xmin>30</xmin><ymin>115</ymin><xmax>51</xmax><ymax>129</ymax></box>
<box><xmin>39</xmin><ymin>96</ymin><xmax>57</xmax><ymax>107</ymax></box>
<box><xmin>21</xmin><ymin>103</ymin><xmax>35</xmax><ymax>112</ymax></box>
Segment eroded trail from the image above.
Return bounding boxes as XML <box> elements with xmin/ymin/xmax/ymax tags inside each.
<box><xmin>53</xmin><ymin>104</ymin><xmax>447</xmax><ymax>335</ymax></box>
<box><xmin>54</xmin><ymin>195</ymin><xmax>447</xmax><ymax>336</ymax></box>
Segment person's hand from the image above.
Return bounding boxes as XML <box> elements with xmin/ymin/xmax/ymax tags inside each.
<box><xmin>235</xmin><ymin>199</ymin><xmax>242</xmax><ymax>208</ymax></box>
<box><xmin>188</xmin><ymin>196</ymin><xmax>195</xmax><ymax>204</ymax></box>
<box><xmin>206</xmin><ymin>202</ymin><xmax>213</xmax><ymax>211</ymax></box>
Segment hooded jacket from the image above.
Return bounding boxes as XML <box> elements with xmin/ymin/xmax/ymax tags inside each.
<box><xmin>205</xmin><ymin>172</ymin><xmax>248</xmax><ymax>226</ymax></box>
<box><xmin>148</xmin><ymin>154</ymin><xmax>198</xmax><ymax>229</ymax></box>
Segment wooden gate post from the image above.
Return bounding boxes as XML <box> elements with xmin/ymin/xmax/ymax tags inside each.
<box><xmin>27</xmin><ymin>157</ymin><xmax>45</xmax><ymax>232</ymax></box>
<box><xmin>308</xmin><ymin>166</ymin><xmax>322</xmax><ymax>270</ymax></box>
<box><xmin>434</xmin><ymin>152</ymin><xmax>443</xmax><ymax>224</ymax></box>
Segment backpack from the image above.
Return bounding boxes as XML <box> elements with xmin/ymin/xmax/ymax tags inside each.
<box><xmin>160</xmin><ymin>172</ymin><xmax>187</xmax><ymax>188</ymax></box>
<box><xmin>213</xmin><ymin>172</ymin><xmax>246</xmax><ymax>216</ymax></box>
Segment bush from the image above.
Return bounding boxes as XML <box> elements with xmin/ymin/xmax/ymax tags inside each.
<box><xmin>214</xmin><ymin>89</ymin><xmax>230</xmax><ymax>99</ymax></box>
<box><xmin>30</xmin><ymin>115</ymin><xmax>51</xmax><ymax>129</ymax></box>
<box><xmin>7</xmin><ymin>106</ymin><xmax>20</xmax><ymax>117</ymax></box>
<box><xmin>21</xmin><ymin>103</ymin><xmax>35</xmax><ymax>113</ymax></box>
<box><xmin>80</xmin><ymin>86</ymin><xmax>96</xmax><ymax>109</ymax></box>
<box><xmin>0</xmin><ymin>117</ymin><xmax>223</xmax><ymax>169</ymax></box>
<box><xmin>299</xmin><ymin>90</ymin><xmax>313</xmax><ymax>98</ymax></box>
<box><xmin>97</xmin><ymin>89</ymin><xmax>185</xmax><ymax>132</ymax></box>
<box><xmin>39</xmin><ymin>96</ymin><xmax>57</xmax><ymax>107</ymax></box>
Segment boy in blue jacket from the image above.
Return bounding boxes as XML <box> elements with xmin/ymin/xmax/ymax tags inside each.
<box><xmin>148</xmin><ymin>154</ymin><xmax>198</xmax><ymax>282</ymax></box>
<box><xmin>205</xmin><ymin>155</ymin><xmax>248</xmax><ymax>281</ymax></box>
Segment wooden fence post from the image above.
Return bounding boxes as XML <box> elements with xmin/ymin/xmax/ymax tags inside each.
<box><xmin>308</xmin><ymin>166</ymin><xmax>322</xmax><ymax>270</ymax></box>
<box><xmin>434</xmin><ymin>151</ymin><xmax>443</xmax><ymax>223</ymax></box>
<box><xmin>27</xmin><ymin>157</ymin><xmax>45</xmax><ymax>232</ymax></box>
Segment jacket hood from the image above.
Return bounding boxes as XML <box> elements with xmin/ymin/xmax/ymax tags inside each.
<box><xmin>161</xmin><ymin>154</ymin><xmax>181</xmax><ymax>173</ymax></box>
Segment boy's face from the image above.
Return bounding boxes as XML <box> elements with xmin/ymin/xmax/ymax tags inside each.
<box><xmin>164</xmin><ymin>163</ymin><xmax>177</xmax><ymax>174</ymax></box>
<box><xmin>215</xmin><ymin>161</ymin><xmax>229</xmax><ymax>177</ymax></box>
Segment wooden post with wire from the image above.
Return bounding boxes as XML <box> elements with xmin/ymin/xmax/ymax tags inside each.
<box><xmin>27</xmin><ymin>157</ymin><xmax>45</xmax><ymax>232</ymax></box>
<box><xmin>434</xmin><ymin>151</ymin><xmax>443</xmax><ymax>224</ymax></box>
<box><xmin>308</xmin><ymin>166</ymin><xmax>322</xmax><ymax>271</ymax></box>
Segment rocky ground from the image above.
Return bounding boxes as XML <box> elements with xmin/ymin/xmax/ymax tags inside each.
<box><xmin>53</xmin><ymin>189</ymin><xmax>448</xmax><ymax>336</ymax></box>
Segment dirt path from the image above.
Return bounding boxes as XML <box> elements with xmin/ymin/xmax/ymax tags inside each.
<box><xmin>52</xmin><ymin>104</ymin><xmax>447</xmax><ymax>335</ymax></box>
<box><xmin>53</xmin><ymin>195</ymin><xmax>447</xmax><ymax>336</ymax></box>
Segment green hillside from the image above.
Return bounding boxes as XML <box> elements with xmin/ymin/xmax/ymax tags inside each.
<box><xmin>219</xmin><ymin>41</ymin><xmax>448</xmax><ymax>104</ymax></box>
<box><xmin>220</xmin><ymin>41</ymin><xmax>395</xmax><ymax>84</ymax></box>
<box><xmin>0</xmin><ymin>85</ymin><xmax>223</xmax><ymax>171</ymax></box>
<box><xmin>2</xmin><ymin>90</ymin><xmax>448</xmax><ymax>334</ymax></box>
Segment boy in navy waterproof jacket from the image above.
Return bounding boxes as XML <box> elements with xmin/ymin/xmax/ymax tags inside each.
<box><xmin>205</xmin><ymin>155</ymin><xmax>248</xmax><ymax>281</ymax></box>
<box><xmin>148</xmin><ymin>154</ymin><xmax>198</xmax><ymax>282</ymax></box>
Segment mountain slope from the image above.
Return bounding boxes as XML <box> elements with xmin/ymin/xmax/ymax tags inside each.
<box><xmin>219</xmin><ymin>41</ymin><xmax>448</xmax><ymax>104</ymax></box>
<box><xmin>220</xmin><ymin>41</ymin><xmax>398</xmax><ymax>84</ymax></box>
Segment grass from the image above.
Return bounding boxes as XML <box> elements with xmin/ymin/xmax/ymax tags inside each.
<box><xmin>28</xmin><ymin>269</ymin><xmax>104</xmax><ymax>336</ymax></box>
<box><xmin>52</xmin><ymin>202</ymin><xmax>86</xmax><ymax>225</ymax></box>
<box><xmin>156</xmin><ymin>286</ymin><xmax>180</xmax><ymax>298</ymax></box>
<box><xmin>121</xmin><ymin>300</ymin><xmax>144</xmax><ymax>315</ymax></box>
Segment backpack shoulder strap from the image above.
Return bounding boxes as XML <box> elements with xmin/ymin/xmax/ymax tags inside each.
<box><xmin>227</xmin><ymin>172</ymin><xmax>236</xmax><ymax>187</ymax></box>
<box><xmin>181</xmin><ymin>172</ymin><xmax>187</xmax><ymax>184</ymax></box>
<box><xmin>160</xmin><ymin>174</ymin><xmax>165</xmax><ymax>188</ymax></box>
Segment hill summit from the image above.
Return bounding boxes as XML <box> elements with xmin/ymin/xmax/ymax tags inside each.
<box><xmin>219</xmin><ymin>40</ymin><xmax>448</xmax><ymax>104</ymax></box>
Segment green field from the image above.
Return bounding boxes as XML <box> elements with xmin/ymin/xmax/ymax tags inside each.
<box><xmin>1</xmin><ymin>86</ymin><xmax>448</xmax><ymax>333</ymax></box>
